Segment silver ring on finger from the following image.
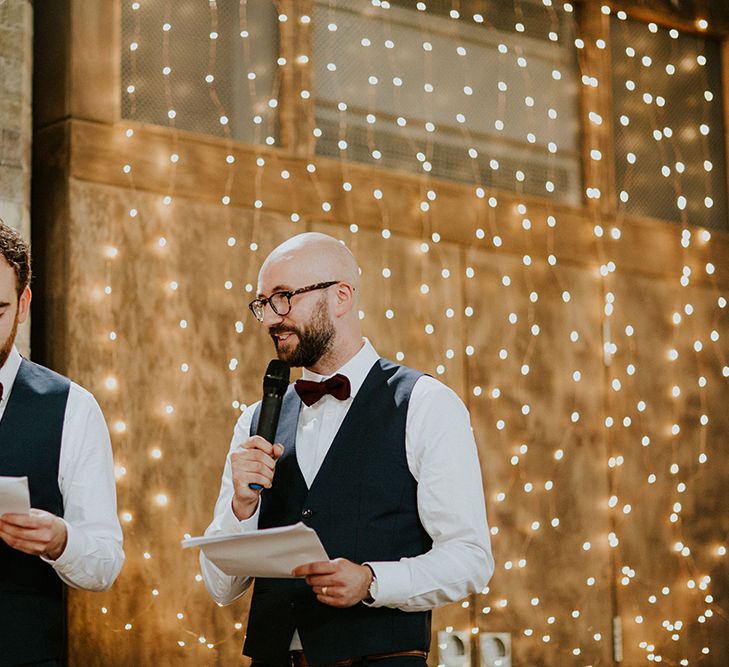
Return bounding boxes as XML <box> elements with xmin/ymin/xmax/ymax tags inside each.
<box><xmin>322</xmin><ymin>586</ymin><xmax>328</xmax><ymax>595</ymax></box>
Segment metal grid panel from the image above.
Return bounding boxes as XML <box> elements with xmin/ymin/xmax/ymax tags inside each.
<box><xmin>121</xmin><ymin>0</ymin><xmax>279</xmax><ymax>144</ymax></box>
<box><xmin>312</xmin><ymin>0</ymin><xmax>583</xmax><ymax>203</ymax></box>
<box><xmin>611</xmin><ymin>16</ymin><xmax>728</xmax><ymax>230</ymax></box>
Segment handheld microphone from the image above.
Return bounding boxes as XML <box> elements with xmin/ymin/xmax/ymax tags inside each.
<box><xmin>249</xmin><ymin>359</ymin><xmax>290</xmax><ymax>490</ymax></box>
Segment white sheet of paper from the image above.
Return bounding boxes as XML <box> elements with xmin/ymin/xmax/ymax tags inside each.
<box><xmin>0</xmin><ymin>476</ymin><xmax>31</xmax><ymax>515</ymax></box>
<box><xmin>181</xmin><ymin>522</ymin><xmax>329</xmax><ymax>578</ymax></box>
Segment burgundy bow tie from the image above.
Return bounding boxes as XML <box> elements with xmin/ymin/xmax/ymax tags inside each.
<box><xmin>294</xmin><ymin>374</ymin><xmax>351</xmax><ymax>407</ymax></box>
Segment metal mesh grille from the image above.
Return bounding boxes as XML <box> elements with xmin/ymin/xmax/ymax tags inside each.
<box><xmin>312</xmin><ymin>0</ymin><xmax>582</xmax><ymax>203</ymax></box>
<box><xmin>611</xmin><ymin>16</ymin><xmax>728</xmax><ymax>230</ymax></box>
<box><xmin>315</xmin><ymin>110</ymin><xmax>575</xmax><ymax>198</ymax></box>
<box><xmin>389</xmin><ymin>0</ymin><xmax>572</xmax><ymax>43</ymax></box>
<box><xmin>121</xmin><ymin>0</ymin><xmax>279</xmax><ymax>144</ymax></box>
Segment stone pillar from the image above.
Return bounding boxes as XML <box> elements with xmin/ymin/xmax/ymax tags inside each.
<box><xmin>0</xmin><ymin>0</ymin><xmax>32</xmax><ymax>355</ymax></box>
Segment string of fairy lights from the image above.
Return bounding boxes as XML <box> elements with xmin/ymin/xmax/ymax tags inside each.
<box><xmin>87</xmin><ymin>0</ymin><xmax>729</xmax><ymax>663</ymax></box>
<box><xmin>598</xmin><ymin>8</ymin><xmax>725</xmax><ymax>665</ymax></box>
<box><xmin>605</xmin><ymin>10</ymin><xmax>727</xmax><ymax>665</ymax></box>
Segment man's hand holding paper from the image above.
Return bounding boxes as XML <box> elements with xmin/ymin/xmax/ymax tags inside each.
<box><xmin>0</xmin><ymin>476</ymin><xmax>68</xmax><ymax>560</ymax></box>
<box><xmin>292</xmin><ymin>558</ymin><xmax>374</xmax><ymax>608</ymax></box>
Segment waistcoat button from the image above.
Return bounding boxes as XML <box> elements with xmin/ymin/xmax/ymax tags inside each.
<box><xmin>301</xmin><ymin>508</ymin><xmax>313</xmax><ymax>519</ymax></box>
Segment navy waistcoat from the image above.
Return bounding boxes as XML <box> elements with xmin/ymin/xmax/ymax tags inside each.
<box><xmin>0</xmin><ymin>359</ymin><xmax>70</xmax><ymax>666</ymax></box>
<box><xmin>243</xmin><ymin>359</ymin><xmax>432</xmax><ymax>667</ymax></box>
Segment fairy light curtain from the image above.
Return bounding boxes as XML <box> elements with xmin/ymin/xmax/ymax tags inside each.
<box><xmin>109</xmin><ymin>1</ymin><xmax>729</xmax><ymax>665</ymax></box>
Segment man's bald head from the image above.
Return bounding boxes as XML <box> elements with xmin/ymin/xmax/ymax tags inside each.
<box><xmin>255</xmin><ymin>233</ymin><xmax>363</xmax><ymax>372</ymax></box>
<box><xmin>258</xmin><ymin>233</ymin><xmax>360</xmax><ymax>293</ymax></box>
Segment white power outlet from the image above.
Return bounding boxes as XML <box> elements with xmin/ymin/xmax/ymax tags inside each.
<box><xmin>437</xmin><ymin>630</ymin><xmax>472</xmax><ymax>667</ymax></box>
<box><xmin>479</xmin><ymin>632</ymin><xmax>511</xmax><ymax>667</ymax></box>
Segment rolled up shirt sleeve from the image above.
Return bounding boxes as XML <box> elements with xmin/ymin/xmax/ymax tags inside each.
<box><xmin>200</xmin><ymin>403</ymin><xmax>261</xmax><ymax>605</ymax></box>
<box><xmin>366</xmin><ymin>376</ymin><xmax>494</xmax><ymax>610</ymax></box>
<box><xmin>43</xmin><ymin>385</ymin><xmax>124</xmax><ymax>592</ymax></box>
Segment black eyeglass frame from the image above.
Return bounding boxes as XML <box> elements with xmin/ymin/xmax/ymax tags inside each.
<box><xmin>248</xmin><ymin>280</ymin><xmax>341</xmax><ymax>322</ymax></box>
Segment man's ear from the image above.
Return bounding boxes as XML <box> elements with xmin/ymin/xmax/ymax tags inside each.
<box><xmin>17</xmin><ymin>286</ymin><xmax>31</xmax><ymax>325</ymax></box>
<box><xmin>332</xmin><ymin>282</ymin><xmax>355</xmax><ymax>317</ymax></box>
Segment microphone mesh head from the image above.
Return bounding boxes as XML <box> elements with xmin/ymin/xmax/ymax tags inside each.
<box><xmin>263</xmin><ymin>359</ymin><xmax>290</xmax><ymax>392</ymax></box>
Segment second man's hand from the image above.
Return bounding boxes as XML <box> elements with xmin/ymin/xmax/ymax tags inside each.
<box><xmin>0</xmin><ymin>508</ymin><xmax>68</xmax><ymax>560</ymax></box>
<box><xmin>230</xmin><ymin>436</ymin><xmax>284</xmax><ymax>520</ymax></box>
<box><xmin>292</xmin><ymin>559</ymin><xmax>373</xmax><ymax>608</ymax></box>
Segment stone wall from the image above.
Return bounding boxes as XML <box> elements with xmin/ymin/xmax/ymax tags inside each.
<box><xmin>0</xmin><ymin>0</ymin><xmax>32</xmax><ymax>354</ymax></box>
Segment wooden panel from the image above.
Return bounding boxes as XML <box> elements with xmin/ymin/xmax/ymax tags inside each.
<box><xmin>62</xmin><ymin>183</ymin><xmax>472</xmax><ymax>665</ymax></box>
<box><xmin>64</xmin><ymin>180</ymin><xmax>300</xmax><ymax>665</ymax></box>
<box><xmin>607</xmin><ymin>272</ymin><xmax>729</xmax><ymax>666</ymax></box>
<box><xmin>55</xmin><ymin>168</ymin><xmax>729</xmax><ymax>667</ymax></box>
<box><xmin>69</xmin><ymin>120</ymin><xmax>729</xmax><ymax>288</ymax></box>
<box><xmin>40</xmin><ymin>111</ymin><xmax>729</xmax><ymax>667</ymax></box>
<box><xmin>464</xmin><ymin>248</ymin><xmax>614</xmax><ymax>666</ymax></box>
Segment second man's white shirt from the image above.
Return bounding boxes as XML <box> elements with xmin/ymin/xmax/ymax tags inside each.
<box><xmin>0</xmin><ymin>346</ymin><xmax>124</xmax><ymax>591</ymax></box>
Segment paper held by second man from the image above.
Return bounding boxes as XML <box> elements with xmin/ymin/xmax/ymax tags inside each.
<box><xmin>0</xmin><ymin>476</ymin><xmax>31</xmax><ymax>515</ymax></box>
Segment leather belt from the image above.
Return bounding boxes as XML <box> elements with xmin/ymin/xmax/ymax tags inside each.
<box><xmin>290</xmin><ymin>649</ymin><xmax>428</xmax><ymax>667</ymax></box>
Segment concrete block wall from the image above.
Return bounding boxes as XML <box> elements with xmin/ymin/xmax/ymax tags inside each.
<box><xmin>0</xmin><ymin>0</ymin><xmax>32</xmax><ymax>354</ymax></box>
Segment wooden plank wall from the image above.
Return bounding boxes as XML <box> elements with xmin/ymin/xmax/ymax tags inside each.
<box><xmin>31</xmin><ymin>1</ymin><xmax>729</xmax><ymax>665</ymax></box>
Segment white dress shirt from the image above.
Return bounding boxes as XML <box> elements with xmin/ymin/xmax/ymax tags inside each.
<box><xmin>201</xmin><ymin>339</ymin><xmax>493</xmax><ymax>648</ymax></box>
<box><xmin>0</xmin><ymin>346</ymin><xmax>124</xmax><ymax>591</ymax></box>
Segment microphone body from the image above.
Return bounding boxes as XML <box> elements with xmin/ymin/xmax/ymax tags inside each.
<box><xmin>256</xmin><ymin>386</ymin><xmax>284</xmax><ymax>443</ymax></box>
<box><xmin>249</xmin><ymin>359</ymin><xmax>290</xmax><ymax>490</ymax></box>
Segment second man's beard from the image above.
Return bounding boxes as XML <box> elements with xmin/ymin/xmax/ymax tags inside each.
<box><xmin>0</xmin><ymin>308</ymin><xmax>19</xmax><ymax>370</ymax></box>
<box><xmin>269</xmin><ymin>298</ymin><xmax>335</xmax><ymax>368</ymax></box>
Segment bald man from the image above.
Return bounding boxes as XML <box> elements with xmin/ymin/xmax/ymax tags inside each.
<box><xmin>201</xmin><ymin>233</ymin><xmax>493</xmax><ymax>667</ymax></box>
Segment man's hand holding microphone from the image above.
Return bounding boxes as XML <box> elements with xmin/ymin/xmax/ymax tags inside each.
<box><xmin>230</xmin><ymin>359</ymin><xmax>290</xmax><ymax>520</ymax></box>
<box><xmin>230</xmin><ymin>436</ymin><xmax>284</xmax><ymax>520</ymax></box>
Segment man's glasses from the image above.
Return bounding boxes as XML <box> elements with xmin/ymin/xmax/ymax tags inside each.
<box><xmin>248</xmin><ymin>281</ymin><xmax>340</xmax><ymax>322</ymax></box>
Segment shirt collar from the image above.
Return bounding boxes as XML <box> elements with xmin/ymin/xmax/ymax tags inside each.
<box><xmin>0</xmin><ymin>346</ymin><xmax>22</xmax><ymax>404</ymax></box>
<box><xmin>301</xmin><ymin>338</ymin><xmax>379</xmax><ymax>400</ymax></box>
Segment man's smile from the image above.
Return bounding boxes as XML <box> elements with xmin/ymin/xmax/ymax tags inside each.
<box><xmin>271</xmin><ymin>331</ymin><xmax>296</xmax><ymax>344</ymax></box>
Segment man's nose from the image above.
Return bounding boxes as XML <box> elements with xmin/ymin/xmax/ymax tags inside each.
<box><xmin>262</xmin><ymin>302</ymin><xmax>284</xmax><ymax>328</ymax></box>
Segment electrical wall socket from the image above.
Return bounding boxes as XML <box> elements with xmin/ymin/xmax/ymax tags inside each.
<box><xmin>436</xmin><ymin>630</ymin><xmax>472</xmax><ymax>667</ymax></box>
<box><xmin>479</xmin><ymin>632</ymin><xmax>511</xmax><ymax>667</ymax></box>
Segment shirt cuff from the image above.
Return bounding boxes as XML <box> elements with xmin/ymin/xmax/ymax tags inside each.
<box><xmin>362</xmin><ymin>560</ymin><xmax>411</xmax><ymax>608</ymax></box>
<box><xmin>41</xmin><ymin>518</ymin><xmax>77</xmax><ymax>568</ymax></box>
<box><xmin>218</xmin><ymin>499</ymin><xmax>260</xmax><ymax>534</ymax></box>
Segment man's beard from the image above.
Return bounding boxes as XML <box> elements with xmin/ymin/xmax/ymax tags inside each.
<box><xmin>269</xmin><ymin>298</ymin><xmax>335</xmax><ymax>368</ymax></box>
<box><xmin>0</xmin><ymin>308</ymin><xmax>19</xmax><ymax>370</ymax></box>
